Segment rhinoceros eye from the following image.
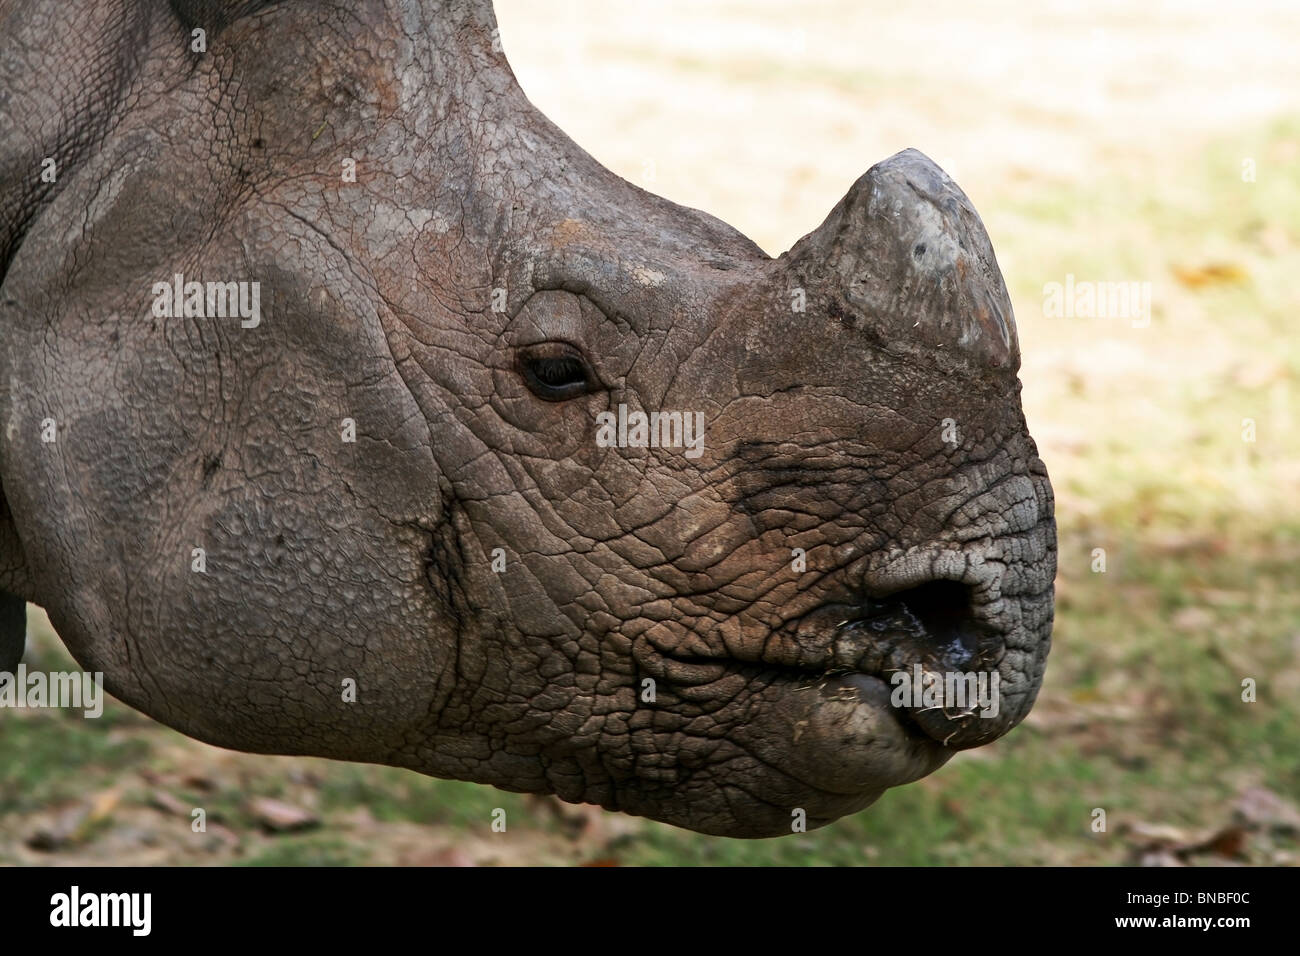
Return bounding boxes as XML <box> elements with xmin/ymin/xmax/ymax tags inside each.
<box><xmin>517</xmin><ymin>342</ymin><xmax>595</xmax><ymax>402</ymax></box>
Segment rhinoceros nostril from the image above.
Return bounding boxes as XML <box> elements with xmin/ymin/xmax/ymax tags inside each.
<box><xmin>871</xmin><ymin>579</ymin><xmax>984</xmax><ymax>671</ymax></box>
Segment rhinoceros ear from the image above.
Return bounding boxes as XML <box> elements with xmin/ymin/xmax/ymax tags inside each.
<box><xmin>785</xmin><ymin>148</ymin><xmax>1019</xmax><ymax>372</ymax></box>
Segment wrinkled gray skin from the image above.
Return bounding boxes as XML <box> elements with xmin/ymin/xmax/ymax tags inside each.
<box><xmin>0</xmin><ymin>0</ymin><xmax>1056</xmax><ymax>837</ymax></box>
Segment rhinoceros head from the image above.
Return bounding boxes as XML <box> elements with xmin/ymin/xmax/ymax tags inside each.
<box><xmin>0</xmin><ymin>0</ymin><xmax>1055</xmax><ymax>836</ymax></box>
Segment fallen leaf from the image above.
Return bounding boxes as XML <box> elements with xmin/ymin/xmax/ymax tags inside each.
<box><xmin>399</xmin><ymin>846</ymin><xmax>477</xmax><ymax>867</ymax></box>
<box><xmin>149</xmin><ymin>789</ymin><xmax>191</xmax><ymax>817</ymax></box>
<box><xmin>25</xmin><ymin>806</ymin><xmax>87</xmax><ymax>852</ymax></box>
<box><xmin>182</xmin><ymin>773</ymin><xmax>218</xmax><ymax>793</ymax></box>
<box><xmin>1172</xmin><ymin>606</ymin><xmax>1214</xmax><ymax>633</ymax></box>
<box><xmin>247</xmin><ymin>796</ymin><xmax>319</xmax><ymax>833</ymax></box>
<box><xmin>1190</xmin><ymin>825</ymin><xmax>1247</xmax><ymax>860</ymax></box>
<box><xmin>1125</xmin><ymin>821</ymin><xmax>1190</xmax><ymax>845</ymax></box>
<box><xmin>1171</xmin><ymin>262</ymin><xmax>1249</xmax><ymax>288</ymax></box>
<box><xmin>86</xmin><ymin>788</ymin><xmax>121</xmax><ymax>823</ymax></box>
<box><xmin>1234</xmin><ymin>787</ymin><xmax>1300</xmax><ymax>834</ymax></box>
<box><xmin>1137</xmin><ymin>849</ymin><xmax>1186</xmax><ymax>867</ymax></box>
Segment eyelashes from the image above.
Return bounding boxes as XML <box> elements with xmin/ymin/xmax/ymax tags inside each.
<box><xmin>516</xmin><ymin>342</ymin><xmax>596</xmax><ymax>401</ymax></box>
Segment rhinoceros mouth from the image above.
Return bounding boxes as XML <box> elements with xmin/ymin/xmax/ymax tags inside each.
<box><xmin>653</xmin><ymin>577</ymin><xmax>1019</xmax><ymax>753</ymax></box>
<box><xmin>798</xmin><ymin>580</ymin><xmax>997</xmax><ymax>673</ymax></box>
<box><xmin>784</xmin><ymin>581</ymin><xmax>1009</xmax><ymax>748</ymax></box>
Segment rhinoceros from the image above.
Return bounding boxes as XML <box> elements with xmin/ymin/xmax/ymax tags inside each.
<box><xmin>0</xmin><ymin>0</ymin><xmax>1056</xmax><ymax>837</ymax></box>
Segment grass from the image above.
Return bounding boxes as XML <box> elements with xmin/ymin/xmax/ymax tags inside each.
<box><xmin>239</xmin><ymin>837</ymin><xmax>369</xmax><ymax>867</ymax></box>
<box><xmin>315</xmin><ymin>764</ymin><xmax>536</xmax><ymax>830</ymax></box>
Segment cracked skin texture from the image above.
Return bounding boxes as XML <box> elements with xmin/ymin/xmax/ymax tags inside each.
<box><xmin>0</xmin><ymin>0</ymin><xmax>1056</xmax><ymax>837</ymax></box>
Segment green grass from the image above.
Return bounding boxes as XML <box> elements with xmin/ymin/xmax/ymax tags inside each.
<box><xmin>316</xmin><ymin>764</ymin><xmax>536</xmax><ymax>830</ymax></box>
<box><xmin>239</xmin><ymin>836</ymin><xmax>370</xmax><ymax>867</ymax></box>
<box><xmin>0</xmin><ymin>716</ymin><xmax>150</xmax><ymax>816</ymax></box>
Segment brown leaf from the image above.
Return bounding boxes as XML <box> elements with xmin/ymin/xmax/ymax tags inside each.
<box><xmin>149</xmin><ymin>789</ymin><xmax>192</xmax><ymax>817</ymax></box>
<box><xmin>1171</xmin><ymin>606</ymin><xmax>1214</xmax><ymax>634</ymax></box>
<box><xmin>1234</xmin><ymin>787</ymin><xmax>1300</xmax><ymax>834</ymax></box>
<box><xmin>247</xmin><ymin>796</ymin><xmax>319</xmax><ymax>833</ymax></box>
<box><xmin>182</xmin><ymin>773</ymin><xmax>218</xmax><ymax>793</ymax></box>
<box><xmin>1191</xmin><ymin>825</ymin><xmax>1247</xmax><ymax>860</ymax></box>
<box><xmin>1124</xmin><ymin>821</ymin><xmax>1190</xmax><ymax>847</ymax></box>
<box><xmin>24</xmin><ymin>791</ymin><xmax>120</xmax><ymax>852</ymax></box>
<box><xmin>397</xmin><ymin>845</ymin><xmax>477</xmax><ymax>867</ymax></box>
<box><xmin>85</xmin><ymin>788</ymin><xmax>121</xmax><ymax>824</ymax></box>
<box><xmin>204</xmin><ymin>823</ymin><xmax>242</xmax><ymax>852</ymax></box>
<box><xmin>1171</xmin><ymin>262</ymin><xmax>1249</xmax><ymax>289</ymax></box>
<box><xmin>25</xmin><ymin>806</ymin><xmax>87</xmax><ymax>852</ymax></box>
<box><xmin>1127</xmin><ymin>820</ymin><xmax>1251</xmax><ymax>863</ymax></box>
<box><xmin>1137</xmin><ymin>849</ymin><xmax>1186</xmax><ymax>868</ymax></box>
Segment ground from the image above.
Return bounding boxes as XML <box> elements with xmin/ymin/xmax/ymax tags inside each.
<box><xmin>2</xmin><ymin>0</ymin><xmax>1298</xmax><ymax>865</ymax></box>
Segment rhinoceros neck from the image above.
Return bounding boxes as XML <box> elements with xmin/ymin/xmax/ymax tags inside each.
<box><xmin>229</xmin><ymin>0</ymin><xmax>604</xmax><ymax>255</ymax></box>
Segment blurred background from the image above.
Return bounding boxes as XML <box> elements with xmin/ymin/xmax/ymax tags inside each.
<box><xmin>3</xmin><ymin>0</ymin><xmax>1297</xmax><ymax>865</ymax></box>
